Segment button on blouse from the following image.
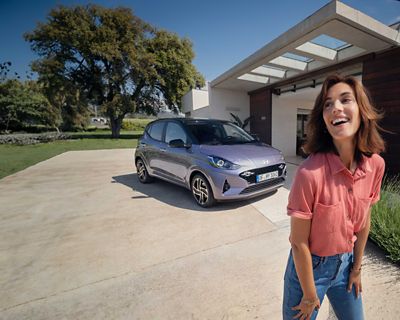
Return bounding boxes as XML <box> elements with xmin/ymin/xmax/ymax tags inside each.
<box><xmin>287</xmin><ymin>152</ymin><xmax>385</xmax><ymax>257</ymax></box>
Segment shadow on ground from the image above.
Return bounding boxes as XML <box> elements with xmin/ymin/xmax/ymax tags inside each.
<box><xmin>112</xmin><ymin>173</ymin><xmax>277</xmax><ymax>212</ymax></box>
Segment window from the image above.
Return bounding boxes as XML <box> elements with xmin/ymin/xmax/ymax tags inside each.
<box><xmin>148</xmin><ymin>122</ymin><xmax>164</xmax><ymax>141</ymax></box>
<box><xmin>165</xmin><ymin>122</ymin><xmax>187</xmax><ymax>144</ymax></box>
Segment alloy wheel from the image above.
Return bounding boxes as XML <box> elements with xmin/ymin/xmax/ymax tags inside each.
<box><xmin>136</xmin><ymin>159</ymin><xmax>153</xmax><ymax>183</ymax></box>
<box><xmin>191</xmin><ymin>174</ymin><xmax>215</xmax><ymax>207</ymax></box>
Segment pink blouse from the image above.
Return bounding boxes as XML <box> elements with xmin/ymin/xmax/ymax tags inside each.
<box><xmin>287</xmin><ymin>152</ymin><xmax>385</xmax><ymax>256</ymax></box>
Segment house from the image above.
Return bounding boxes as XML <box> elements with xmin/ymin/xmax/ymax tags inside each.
<box><xmin>182</xmin><ymin>1</ymin><xmax>400</xmax><ymax>174</ymax></box>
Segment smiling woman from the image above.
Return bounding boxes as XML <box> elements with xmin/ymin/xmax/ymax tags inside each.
<box><xmin>282</xmin><ymin>74</ymin><xmax>386</xmax><ymax>320</ymax></box>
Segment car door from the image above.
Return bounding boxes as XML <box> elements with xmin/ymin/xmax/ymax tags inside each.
<box><xmin>162</xmin><ymin>121</ymin><xmax>192</xmax><ymax>186</ymax></box>
<box><xmin>143</xmin><ymin>120</ymin><xmax>166</xmax><ymax>176</ymax></box>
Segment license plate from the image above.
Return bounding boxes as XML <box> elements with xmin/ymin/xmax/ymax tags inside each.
<box><xmin>256</xmin><ymin>170</ymin><xmax>278</xmax><ymax>182</ymax></box>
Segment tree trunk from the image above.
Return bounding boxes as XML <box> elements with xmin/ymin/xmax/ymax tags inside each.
<box><xmin>110</xmin><ymin>117</ymin><xmax>123</xmax><ymax>138</ymax></box>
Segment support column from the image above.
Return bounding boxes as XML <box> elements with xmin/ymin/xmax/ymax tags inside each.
<box><xmin>363</xmin><ymin>48</ymin><xmax>400</xmax><ymax>175</ymax></box>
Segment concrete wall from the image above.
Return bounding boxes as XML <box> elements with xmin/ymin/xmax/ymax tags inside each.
<box><xmin>189</xmin><ymin>105</ymin><xmax>211</xmax><ymax>118</ymax></box>
<box><xmin>182</xmin><ymin>86</ymin><xmax>250</xmax><ymax>122</ymax></box>
<box><xmin>208</xmin><ymin>87</ymin><xmax>250</xmax><ymax>121</ymax></box>
<box><xmin>182</xmin><ymin>88</ymin><xmax>209</xmax><ymax>114</ymax></box>
<box><xmin>271</xmin><ymin>90</ymin><xmax>316</xmax><ymax>156</ymax></box>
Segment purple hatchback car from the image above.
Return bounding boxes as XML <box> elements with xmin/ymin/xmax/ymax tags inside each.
<box><xmin>135</xmin><ymin>118</ymin><xmax>287</xmax><ymax>207</ymax></box>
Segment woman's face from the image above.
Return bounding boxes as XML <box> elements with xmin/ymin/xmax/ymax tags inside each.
<box><xmin>322</xmin><ymin>82</ymin><xmax>361</xmax><ymax>144</ymax></box>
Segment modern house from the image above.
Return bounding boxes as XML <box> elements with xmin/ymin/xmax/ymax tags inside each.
<box><xmin>182</xmin><ymin>1</ymin><xmax>400</xmax><ymax>174</ymax></box>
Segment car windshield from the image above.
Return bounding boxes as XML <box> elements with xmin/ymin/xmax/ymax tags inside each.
<box><xmin>186</xmin><ymin>122</ymin><xmax>257</xmax><ymax>145</ymax></box>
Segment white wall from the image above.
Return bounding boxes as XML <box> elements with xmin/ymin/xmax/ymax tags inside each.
<box><xmin>181</xmin><ymin>88</ymin><xmax>209</xmax><ymax>113</ymax></box>
<box><xmin>190</xmin><ymin>105</ymin><xmax>211</xmax><ymax>118</ymax></box>
<box><xmin>182</xmin><ymin>85</ymin><xmax>250</xmax><ymax>122</ymax></box>
<box><xmin>208</xmin><ymin>87</ymin><xmax>250</xmax><ymax>121</ymax></box>
<box><xmin>271</xmin><ymin>88</ymin><xmax>317</xmax><ymax>156</ymax></box>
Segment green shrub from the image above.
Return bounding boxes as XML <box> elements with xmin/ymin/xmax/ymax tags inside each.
<box><xmin>121</xmin><ymin>118</ymin><xmax>152</xmax><ymax>131</ymax></box>
<box><xmin>370</xmin><ymin>175</ymin><xmax>400</xmax><ymax>263</ymax></box>
<box><xmin>0</xmin><ymin>133</ymin><xmax>71</xmax><ymax>145</ymax></box>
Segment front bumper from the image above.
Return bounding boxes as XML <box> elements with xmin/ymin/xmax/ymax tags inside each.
<box><xmin>205</xmin><ymin>163</ymin><xmax>287</xmax><ymax>201</ymax></box>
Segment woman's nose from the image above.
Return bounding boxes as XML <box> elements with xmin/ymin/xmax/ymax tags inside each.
<box><xmin>332</xmin><ymin>100</ymin><xmax>344</xmax><ymax>113</ymax></box>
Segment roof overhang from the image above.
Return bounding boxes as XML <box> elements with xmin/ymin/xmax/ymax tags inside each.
<box><xmin>210</xmin><ymin>1</ymin><xmax>400</xmax><ymax>92</ymax></box>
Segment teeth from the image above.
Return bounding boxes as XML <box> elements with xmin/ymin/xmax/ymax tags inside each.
<box><xmin>332</xmin><ymin>118</ymin><xmax>349</xmax><ymax>125</ymax></box>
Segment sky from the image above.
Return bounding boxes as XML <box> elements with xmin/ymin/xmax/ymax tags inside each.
<box><xmin>0</xmin><ymin>0</ymin><xmax>399</xmax><ymax>82</ymax></box>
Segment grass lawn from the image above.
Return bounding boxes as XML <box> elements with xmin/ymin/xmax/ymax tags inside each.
<box><xmin>0</xmin><ymin>133</ymin><xmax>139</xmax><ymax>180</ymax></box>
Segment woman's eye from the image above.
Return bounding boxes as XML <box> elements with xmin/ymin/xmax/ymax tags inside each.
<box><xmin>324</xmin><ymin>102</ymin><xmax>332</xmax><ymax>108</ymax></box>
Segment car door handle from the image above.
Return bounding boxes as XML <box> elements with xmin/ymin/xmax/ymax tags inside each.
<box><xmin>160</xmin><ymin>148</ymin><xmax>166</xmax><ymax>152</ymax></box>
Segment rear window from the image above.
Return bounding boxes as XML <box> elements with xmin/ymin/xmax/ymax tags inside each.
<box><xmin>147</xmin><ymin>122</ymin><xmax>164</xmax><ymax>141</ymax></box>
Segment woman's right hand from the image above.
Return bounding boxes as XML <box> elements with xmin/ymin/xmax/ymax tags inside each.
<box><xmin>291</xmin><ymin>297</ymin><xmax>320</xmax><ymax>320</ymax></box>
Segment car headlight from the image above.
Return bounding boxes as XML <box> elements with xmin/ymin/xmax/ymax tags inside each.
<box><xmin>208</xmin><ymin>156</ymin><xmax>240</xmax><ymax>170</ymax></box>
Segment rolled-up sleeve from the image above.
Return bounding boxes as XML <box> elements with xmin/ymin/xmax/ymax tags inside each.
<box><xmin>371</xmin><ymin>157</ymin><xmax>385</xmax><ymax>205</ymax></box>
<box><xmin>287</xmin><ymin>166</ymin><xmax>316</xmax><ymax>219</ymax></box>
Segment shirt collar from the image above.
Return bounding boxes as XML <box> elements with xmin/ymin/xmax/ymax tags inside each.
<box><xmin>326</xmin><ymin>152</ymin><xmax>372</xmax><ymax>177</ymax></box>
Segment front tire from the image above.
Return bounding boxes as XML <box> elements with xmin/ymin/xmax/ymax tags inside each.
<box><xmin>191</xmin><ymin>174</ymin><xmax>215</xmax><ymax>207</ymax></box>
<box><xmin>136</xmin><ymin>158</ymin><xmax>153</xmax><ymax>183</ymax></box>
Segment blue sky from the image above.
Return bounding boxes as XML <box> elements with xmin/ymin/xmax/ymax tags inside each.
<box><xmin>0</xmin><ymin>0</ymin><xmax>399</xmax><ymax>81</ymax></box>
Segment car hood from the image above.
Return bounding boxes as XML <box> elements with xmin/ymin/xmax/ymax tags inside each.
<box><xmin>198</xmin><ymin>143</ymin><xmax>283</xmax><ymax>167</ymax></box>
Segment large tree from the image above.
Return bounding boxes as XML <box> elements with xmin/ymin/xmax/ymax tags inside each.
<box><xmin>25</xmin><ymin>4</ymin><xmax>204</xmax><ymax>137</ymax></box>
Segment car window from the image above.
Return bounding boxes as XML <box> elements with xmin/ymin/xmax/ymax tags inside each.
<box><xmin>165</xmin><ymin>122</ymin><xmax>187</xmax><ymax>144</ymax></box>
<box><xmin>187</xmin><ymin>122</ymin><xmax>255</xmax><ymax>145</ymax></box>
<box><xmin>147</xmin><ymin>122</ymin><xmax>164</xmax><ymax>141</ymax></box>
<box><xmin>186</xmin><ymin>123</ymin><xmax>222</xmax><ymax>145</ymax></box>
<box><xmin>222</xmin><ymin>123</ymin><xmax>253</xmax><ymax>141</ymax></box>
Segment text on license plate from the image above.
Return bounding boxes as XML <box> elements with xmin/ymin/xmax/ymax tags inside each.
<box><xmin>256</xmin><ymin>170</ymin><xmax>278</xmax><ymax>182</ymax></box>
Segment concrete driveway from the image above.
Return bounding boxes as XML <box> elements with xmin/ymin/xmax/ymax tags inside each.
<box><xmin>0</xmin><ymin>149</ymin><xmax>399</xmax><ymax>319</ymax></box>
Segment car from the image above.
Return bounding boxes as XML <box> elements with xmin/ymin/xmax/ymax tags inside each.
<box><xmin>134</xmin><ymin>118</ymin><xmax>287</xmax><ymax>207</ymax></box>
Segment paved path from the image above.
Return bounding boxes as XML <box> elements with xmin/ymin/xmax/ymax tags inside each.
<box><xmin>0</xmin><ymin>149</ymin><xmax>398</xmax><ymax>319</ymax></box>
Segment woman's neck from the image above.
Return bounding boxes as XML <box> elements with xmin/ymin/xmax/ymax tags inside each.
<box><xmin>333</xmin><ymin>139</ymin><xmax>357</xmax><ymax>173</ymax></box>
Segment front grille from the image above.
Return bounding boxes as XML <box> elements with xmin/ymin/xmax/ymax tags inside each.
<box><xmin>239</xmin><ymin>163</ymin><xmax>286</xmax><ymax>184</ymax></box>
<box><xmin>239</xmin><ymin>177</ymin><xmax>285</xmax><ymax>195</ymax></box>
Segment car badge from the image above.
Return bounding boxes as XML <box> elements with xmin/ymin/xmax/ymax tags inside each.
<box><xmin>279</xmin><ymin>164</ymin><xmax>285</xmax><ymax>169</ymax></box>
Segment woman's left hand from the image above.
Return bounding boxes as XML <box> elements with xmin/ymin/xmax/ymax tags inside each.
<box><xmin>347</xmin><ymin>268</ymin><xmax>362</xmax><ymax>298</ymax></box>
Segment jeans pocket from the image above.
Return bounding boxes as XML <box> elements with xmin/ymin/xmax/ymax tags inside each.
<box><xmin>312</xmin><ymin>255</ymin><xmax>322</xmax><ymax>270</ymax></box>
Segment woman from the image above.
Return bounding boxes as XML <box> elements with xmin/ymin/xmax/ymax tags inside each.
<box><xmin>282</xmin><ymin>74</ymin><xmax>385</xmax><ymax>320</ymax></box>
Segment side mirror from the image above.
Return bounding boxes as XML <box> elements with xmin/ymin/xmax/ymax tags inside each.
<box><xmin>169</xmin><ymin>139</ymin><xmax>191</xmax><ymax>148</ymax></box>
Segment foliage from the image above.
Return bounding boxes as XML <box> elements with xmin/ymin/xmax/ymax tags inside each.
<box><xmin>230</xmin><ymin>113</ymin><xmax>252</xmax><ymax>130</ymax></box>
<box><xmin>0</xmin><ymin>79</ymin><xmax>60</xmax><ymax>132</ymax></box>
<box><xmin>25</xmin><ymin>4</ymin><xmax>204</xmax><ymax>138</ymax></box>
<box><xmin>1</xmin><ymin>61</ymin><xmax>34</xmax><ymax>81</ymax></box>
<box><xmin>370</xmin><ymin>175</ymin><xmax>400</xmax><ymax>263</ymax></box>
<box><xmin>148</xmin><ymin>30</ymin><xmax>205</xmax><ymax>109</ymax></box>
<box><xmin>121</xmin><ymin>118</ymin><xmax>152</xmax><ymax>131</ymax></box>
<box><xmin>0</xmin><ymin>61</ymin><xmax>15</xmax><ymax>82</ymax></box>
<box><xmin>0</xmin><ymin>132</ymin><xmax>70</xmax><ymax>145</ymax></box>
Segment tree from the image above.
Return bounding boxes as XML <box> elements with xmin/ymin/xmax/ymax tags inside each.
<box><xmin>25</xmin><ymin>4</ymin><xmax>204</xmax><ymax>137</ymax></box>
<box><xmin>0</xmin><ymin>80</ymin><xmax>60</xmax><ymax>132</ymax></box>
<box><xmin>148</xmin><ymin>30</ymin><xmax>205</xmax><ymax>110</ymax></box>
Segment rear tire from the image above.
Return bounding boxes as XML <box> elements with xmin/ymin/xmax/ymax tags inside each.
<box><xmin>191</xmin><ymin>174</ymin><xmax>215</xmax><ymax>207</ymax></box>
<box><xmin>136</xmin><ymin>158</ymin><xmax>153</xmax><ymax>183</ymax></box>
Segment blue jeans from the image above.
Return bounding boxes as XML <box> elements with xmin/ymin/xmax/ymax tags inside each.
<box><xmin>282</xmin><ymin>250</ymin><xmax>364</xmax><ymax>320</ymax></box>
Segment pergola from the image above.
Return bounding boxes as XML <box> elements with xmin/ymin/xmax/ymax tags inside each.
<box><xmin>211</xmin><ymin>1</ymin><xmax>399</xmax><ymax>92</ymax></box>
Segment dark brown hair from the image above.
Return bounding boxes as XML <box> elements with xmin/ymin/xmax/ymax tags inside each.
<box><xmin>303</xmin><ymin>74</ymin><xmax>385</xmax><ymax>159</ymax></box>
